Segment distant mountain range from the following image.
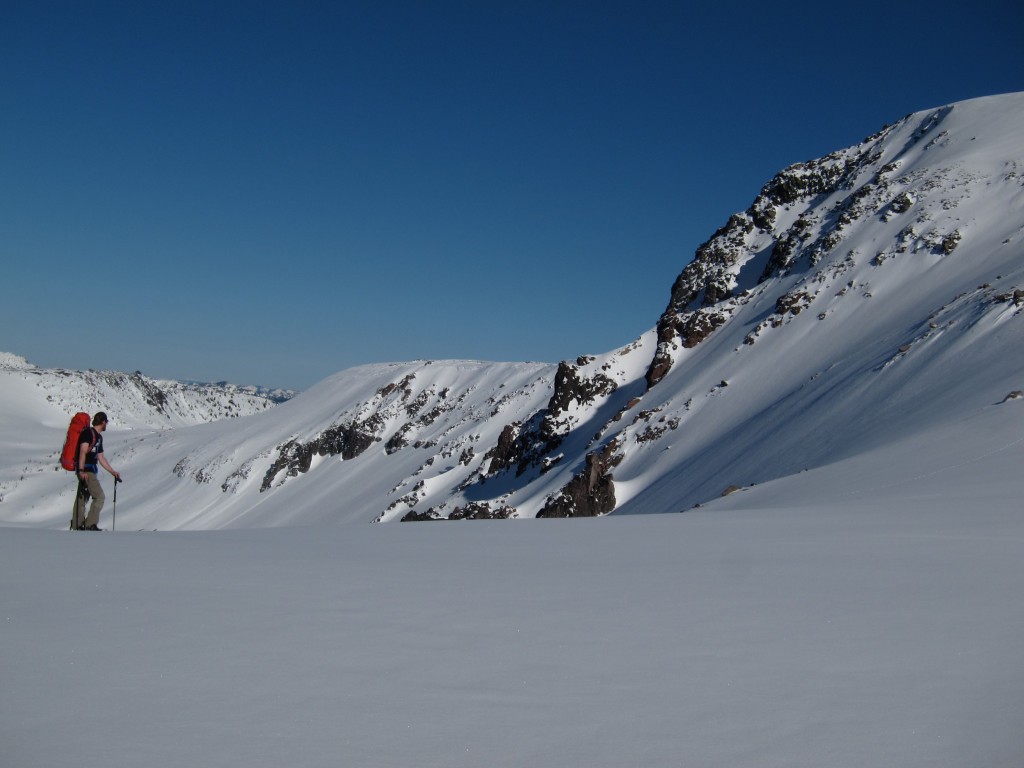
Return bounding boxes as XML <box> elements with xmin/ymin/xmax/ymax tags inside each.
<box><xmin>2</xmin><ymin>92</ymin><xmax>1022</xmax><ymax>529</ymax></box>
<box><xmin>0</xmin><ymin>351</ymin><xmax>294</xmax><ymax>428</ymax></box>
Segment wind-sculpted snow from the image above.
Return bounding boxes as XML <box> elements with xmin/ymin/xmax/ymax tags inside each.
<box><xmin>2</xmin><ymin>93</ymin><xmax>1023</xmax><ymax>529</ymax></box>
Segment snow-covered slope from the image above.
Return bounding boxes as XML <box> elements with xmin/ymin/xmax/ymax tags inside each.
<box><xmin>2</xmin><ymin>93</ymin><xmax>1022</xmax><ymax>530</ymax></box>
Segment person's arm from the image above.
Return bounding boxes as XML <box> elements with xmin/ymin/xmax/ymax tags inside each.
<box><xmin>99</xmin><ymin>453</ymin><xmax>121</xmax><ymax>481</ymax></box>
<box><xmin>77</xmin><ymin>441</ymin><xmax>90</xmax><ymax>480</ymax></box>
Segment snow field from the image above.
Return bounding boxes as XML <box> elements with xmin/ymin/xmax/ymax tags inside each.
<box><xmin>3</xmin><ymin>499</ymin><xmax>1023</xmax><ymax>768</ymax></box>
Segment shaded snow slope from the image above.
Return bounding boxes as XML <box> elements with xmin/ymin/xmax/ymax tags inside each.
<box><xmin>1</xmin><ymin>93</ymin><xmax>1022</xmax><ymax>529</ymax></box>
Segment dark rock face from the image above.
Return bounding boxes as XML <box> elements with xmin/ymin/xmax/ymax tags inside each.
<box><xmin>402</xmin><ymin>501</ymin><xmax>516</xmax><ymax>521</ymax></box>
<box><xmin>646</xmin><ymin>308</ymin><xmax>730</xmax><ymax>388</ymax></box>
<box><xmin>540</xmin><ymin>361</ymin><xmax>617</xmax><ymax>441</ymax></box>
<box><xmin>401</xmin><ymin>509</ymin><xmax>442</xmax><ymax>522</ymax></box>
<box><xmin>483</xmin><ymin>422</ymin><xmax>529</xmax><ymax>475</ymax></box>
<box><xmin>760</xmin><ymin>151</ymin><xmax>869</xmax><ymax>208</ymax></box>
<box><xmin>940</xmin><ymin>230</ymin><xmax>961</xmax><ymax>254</ymax></box>
<box><xmin>261</xmin><ymin>419</ymin><xmax>380</xmax><ymax>491</ymax></box>
<box><xmin>632</xmin><ymin>408</ymin><xmax>679</xmax><ymax>444</ymax></box>
<box><xmin>546</xmin><ymin>360</ymin><xmax>616</xmax><ymax>417</ymax></box>
<box><xmin>775</xmin><ymin>290</ymin><xmax>814</xmax><ymax>317</ymax></box>
<box><xmin>481</xmin><ymin>359</ymin><xmax>618</xmax><ymax>479</ymax></box>
<box><xmin>447</xmin><ymin>502</ymin><xmax>516</xmax><ymax>520</ymax></box>
<box><xmin>481</xmin><ymin>416</ymin><xmax>550</xmax><ymax>478</ymax></box>
<box><xmin>537</xmin><ymin>439</ymin><xmax>623</xmax><ymax>518</ymax></box>
<box><xmin>760</xmin><ymin>216</ymin><xmax>813</xmax><ymax>279</ymax></box>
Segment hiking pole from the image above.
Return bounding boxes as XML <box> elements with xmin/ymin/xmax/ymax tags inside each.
<box><xmin>112</xmin><ymin>477</ymin><xmax>121</xmax><ymax>531</ymax></box>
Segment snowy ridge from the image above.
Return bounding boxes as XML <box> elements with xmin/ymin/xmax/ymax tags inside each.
<box><xmin>1</xmin><ymin>93</ymin><xmax>1022</xmax><ymax>529</ymax></box>
<box><xmin>0</xmin><ymin>353</ymin><xmax>290</xmax><ymax>429</ymax></box>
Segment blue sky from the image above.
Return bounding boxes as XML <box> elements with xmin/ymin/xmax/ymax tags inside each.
<box><xmin>2</xmin><ymin>1</ymin><xmax>1021</xmax><ymax>390</ymax></box>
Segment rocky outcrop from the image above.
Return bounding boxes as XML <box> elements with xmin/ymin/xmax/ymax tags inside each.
<box><xmin>261</xmin><ymin>419</ymin><xmax>381</xmax><ymax>491</ymax></box>
<box><xmin>994</xmin><ymin>287</ymin><xmax>1024</xmax><ymax>307</ymax></box>
<box><xmin>403</xmin><ymin>501</ymin><xmax>516</xmax><ymax>521</ymax></box>
<box><xmin>400</xmin><ymin>509</ymin><xmax>442</xmax><ymax>522</ymax></box>
<box><xmin>447</xmin><ymin>502</ymin><xmax>515</xmax><ymax>520</ymax></box>
<box><xmin>774</xmin><ymin>290</ymin><xmax>814</xmax><ymax>317</ymax></box>
<box><xmin>546</xmin><ymin>358</ymin><xmax>616</xmax><ymax>416</ymax></box>
<box><xmin>536</xmin><ymin>439</ymin><xmax>623</xmax><ymax>518</ymax></box>
<box><xmin>483</xmin><ymin>421</ymin><xmax>530</xmax><ymax>476</ymax></box>
<box><xmin>480</xmin><ymin>357</ymin><xmax>619</xmax><ymax>479</ymax></box>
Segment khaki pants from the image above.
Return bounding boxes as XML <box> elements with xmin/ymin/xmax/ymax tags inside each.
<box><xmin>71</xmin><ymin>472</ymin><xmax>105</xmax><ymax>529</ymax></box>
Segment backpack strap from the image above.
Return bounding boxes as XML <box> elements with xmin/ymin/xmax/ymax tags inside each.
<box><xmin>80</xmin><ymin>427</ymin><xmax>99</xmax><ymax>471</ymax></box>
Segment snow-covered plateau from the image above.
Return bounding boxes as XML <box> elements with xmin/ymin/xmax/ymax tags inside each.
<box><xmin>2</xmin><ymin>93</ymin><xmax>1023</xmax><ymax>766</ymax></box>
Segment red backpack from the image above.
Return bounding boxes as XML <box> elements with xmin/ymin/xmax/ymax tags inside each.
<box><xmin>60</xmin><ymin>412</ymin><xmax>92</xmax><ymax>471</ymax></box>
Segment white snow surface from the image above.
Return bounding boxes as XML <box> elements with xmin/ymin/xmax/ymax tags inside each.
<box><xmin>3</xmin><ymin>499</ymin><xmax>1023</xmax><ymax>767</ymax></box>
<box><xmin>2</xmin><ymin>93</ymin><xmax>1024</xmax><ymax>766</ymax></box>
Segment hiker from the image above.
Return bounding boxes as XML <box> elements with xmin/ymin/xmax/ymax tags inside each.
<box><xmin>71</xmin><ymin>412</ymin><xmax>122</xmax><ymax>531</ymax></box>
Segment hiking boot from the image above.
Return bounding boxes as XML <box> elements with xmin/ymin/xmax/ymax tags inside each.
<box><xmin>83</xmin><ymin>524</ymin><xmax>103</xmax><ymax>531</ymax></box>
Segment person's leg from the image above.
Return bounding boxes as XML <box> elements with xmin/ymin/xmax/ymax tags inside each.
<box><xmin>83</xmin><ymin>474</ymin><xmax>105</xmax><ymax>528</ymax></box>
<box><xmin>71</xmin><ymin>480</ymin><xmax>90</xmax><ymax>529</ymax></box>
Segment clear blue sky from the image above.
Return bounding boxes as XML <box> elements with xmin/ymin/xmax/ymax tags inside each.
<box><xmin>2</xmin><ymin>1</ymin><xmax>1021</xmax><ymax>390</ymax></box>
